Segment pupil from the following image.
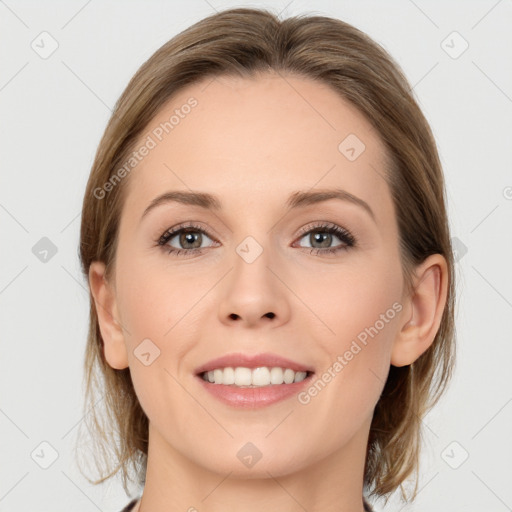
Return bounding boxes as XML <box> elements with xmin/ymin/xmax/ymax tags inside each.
<box><xmin>312</xmin><ymin>232</ymin><xmax>331</xmax><ymax>248</ymax></box>
<box><xmin>181</xmin><ymin>231</ymin><xmax>201</xmax><ymax>248</ymax></box>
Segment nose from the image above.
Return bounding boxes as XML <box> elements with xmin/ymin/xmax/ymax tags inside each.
<box><xmin>217</xmin><ymin>246</ymin><xmax>291</xmax><ymax>329</ymax></box>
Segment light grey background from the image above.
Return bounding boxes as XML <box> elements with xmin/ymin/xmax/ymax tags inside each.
<box><xmin>1</xmin><ymin>1</ymin><xmax>511</xmax><ymax>511</ymax></box>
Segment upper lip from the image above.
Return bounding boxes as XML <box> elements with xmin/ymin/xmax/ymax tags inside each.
<box><xmin>195</xmin><ymin>352</ymin><xmax>315</xmax><ymax>375</ymax></box>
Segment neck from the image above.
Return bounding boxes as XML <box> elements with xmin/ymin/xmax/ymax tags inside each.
<box><xmin>137</xmin><ymin>418</ymin><xmax>371</xmax><ymax>512</ymax></box>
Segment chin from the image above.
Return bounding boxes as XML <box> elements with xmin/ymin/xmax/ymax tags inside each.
<box><xmin>196</xmin><ymin>446</ymin><xmax>311</xmax><ymax>479</ymax></box>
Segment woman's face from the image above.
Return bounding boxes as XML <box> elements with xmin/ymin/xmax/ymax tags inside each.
<box><xmin>103</xmin><ymin>72</ymin><xmax>408</xmax><ymax>477</ymax></box>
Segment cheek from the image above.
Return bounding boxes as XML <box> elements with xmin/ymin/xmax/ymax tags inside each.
<box><xmin>114</xmin><ymin>260</ymin><xmax>198</xmax><ymax>426</ymax></box>
<box><xmin>117</xmin><ymin>276</ymin><xmax>168</xmax><ymax>346</ymax></box>
<box><xmin>115</xmin><ymin>250</ymin><xmax>208</xmax><ymax>378</ymax></box>
<box><xmin>302</xmin><ymin>256</ymin><xmax>402</xmax><ymax>395</ymax></box>
<box><xmin>303</xmin><ymin>258</ymin><xmax>401</xmax><ymax>344</ymax></box>
<box><xmin>116</xmin><ymin>250</ymin><xmax>199</xmax><ymax>345</ymax></box>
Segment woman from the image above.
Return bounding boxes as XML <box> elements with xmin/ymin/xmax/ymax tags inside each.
<box><xmin>78</xmin><ymin>7</ymin><xmax>456</xmax><ymax>512</ymax></box>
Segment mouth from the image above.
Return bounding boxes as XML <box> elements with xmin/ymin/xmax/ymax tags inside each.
<box><xmin>195</xmin><ymin>366</ymin><xmax>315</xmax><ymax>408</ymax></box>
<box><xmin>197</xmin><ymin>367</ymin><xmax>315</xmax><ymax>387</ymax></box>
<box><xmin>194</xmin><ymin>352</ymin><xmax>315</xmax><ymax>407</ymax></box>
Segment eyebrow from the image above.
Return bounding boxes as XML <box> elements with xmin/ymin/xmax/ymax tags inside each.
<box><xmin>140</xmin><ymin>188</ymin><xmax>375</xmax><ymax>223</ymax></box>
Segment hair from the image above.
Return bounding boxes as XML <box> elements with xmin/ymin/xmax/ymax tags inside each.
<box><xmin>77</xmin><ymin>6</ymin><xmax>456</xmax><ymax>505</ymax></box>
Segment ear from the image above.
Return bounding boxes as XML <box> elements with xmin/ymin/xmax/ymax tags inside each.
<box><xmin>391</xmin><ymin>254</ymin><xmax>449</xmax><ymax>367</ymax></box>
<box><xmin>88</xmin><ymin>261</ymin><xmax>129</xmax><ymax>370</ymax></box>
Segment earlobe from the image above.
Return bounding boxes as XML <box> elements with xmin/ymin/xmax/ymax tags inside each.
<box><xmin>88</xmin><ymin>261</ymin><xmax>129</xmax><ymax>370</ymax></box>
<box><xmin>391</xmin><ymin>254</ymin><xmax>448</xmax><ymax>367</ymax></box>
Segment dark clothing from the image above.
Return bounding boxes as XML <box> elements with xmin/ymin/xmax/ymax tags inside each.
<box><xmin>120</xmin><ymin>498</ymin><xmax>139</xmax><ymax>512</ymax></box>
<box><xmin>364</xmin><ymin>497</ymin><xmax>375</xmax><ymax>511</ymax></box>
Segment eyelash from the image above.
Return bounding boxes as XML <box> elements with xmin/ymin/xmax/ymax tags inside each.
<box><xmin>156</xmin><ymin>221</ymin><xmax>357</xmax><ymax>257</ymax></box>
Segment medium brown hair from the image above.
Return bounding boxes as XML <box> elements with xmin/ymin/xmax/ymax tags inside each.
<box><xmin>77</xmin><ymin>7</ymin><xmax>456</xmax><ymax>503</ymax></box>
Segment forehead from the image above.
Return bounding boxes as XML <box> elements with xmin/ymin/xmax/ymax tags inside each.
<box><xmin>121</xmin><ymin>72</ymin><xmax>393</xmax><ymax>222</ymax></box>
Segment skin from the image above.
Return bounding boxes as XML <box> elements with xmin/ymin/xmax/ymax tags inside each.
<box><xmin>89</xmin><ymin>72</ymin><xmax>448</xmax><ymax>512</ymax></box>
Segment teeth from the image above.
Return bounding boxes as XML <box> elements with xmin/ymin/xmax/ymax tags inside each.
<box><xmin>202</xmin><ymin>367</ymin><xmax>309</xmax><ymax>386</ymax></box>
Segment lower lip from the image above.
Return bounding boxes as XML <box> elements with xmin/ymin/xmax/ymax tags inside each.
<box><xmin>196</xmin><ymin>373</ymin><xmax>314</xmax><ymax>409</ymax></box>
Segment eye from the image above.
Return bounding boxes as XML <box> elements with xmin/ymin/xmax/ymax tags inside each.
<box><xmin>294</xmin><ymin>222</ymin><xmax>356</xmax><ymax>255</ymax></box>
<box><xmin>157</xmin><ymin>222</ymin><xmax>218</xmax><ymax>256</ymax></box>
<box><xmin>156</xmin><ymin>221</ymin><xmax>356</xmax><ymax>257</ymax></box>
